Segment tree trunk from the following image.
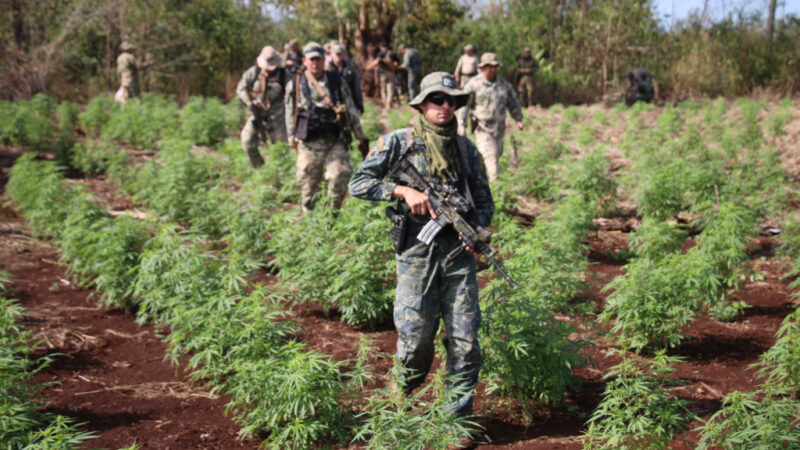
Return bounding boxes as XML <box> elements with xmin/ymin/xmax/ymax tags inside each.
<box><xmin>767</xmin><ymin>0</ymin><xmax>776</xmax><ymax>42</ymax></box>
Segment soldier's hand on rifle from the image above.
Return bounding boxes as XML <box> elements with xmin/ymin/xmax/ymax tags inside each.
<box><xmin>358</xmin><ymin>137</ymin><xmax>369</xmax><ymax>159</ymax></box>
<box><xmin>393</xmin><ymin>186</ymin><xmax>437</xmax><ymax>219</ymax></box>
<box><xmin>516</xmin><ymin>121</ymin><xmax>524</xmax><ymax>131</ymax></box>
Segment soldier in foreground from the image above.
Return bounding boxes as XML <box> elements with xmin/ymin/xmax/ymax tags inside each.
<box><xmin>349</xmin><ymin>72</ymin><xmax>494</xmax><ymax>420</ymax></box>
<box><xmin>114</xmin><ymin>41</ymin><xmax>149</xmax><ymax>104</ymax></box>
<box><xmin>624</xmin><ymin>68</ymin><xmax>655</xmax><ymax>106</ymax></box>
<box><xmin>327</xmin><ymin>43</ymin><xmax>364</xmax><ymax>113</ymax></box>
<box><xmin>285</xmin><ymin>42</ymin><xmax>368</xmax><ymax>213</ymax></box>
<box><xmin>236</xmin><ymin>46</ymin><xmax>288</xmax><ymax>168</ymax></box>
<box><xmin>458</xmin><ymin>53</ymin><xmax>524</xmax><ymax>181</ymax></box>
<box><xmin>515</xmin><ymin>47</ymin><xmax>538</xmax><ymax>107</ymax></box>
<box><xmin>400</xmin><ymin>44</ymin><xmax>423</xmax><ymax>99</ymax></box>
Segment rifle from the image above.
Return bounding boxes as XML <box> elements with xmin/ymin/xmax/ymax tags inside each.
<box><xmin>249</xmin><ymin>104</ymin><xmax>267</xmax><ymax>145</ymax></box>
<box><xmin>386</xmin><ymin>151</ymin><xmax>518</xmax><ymax>288</ymax></box>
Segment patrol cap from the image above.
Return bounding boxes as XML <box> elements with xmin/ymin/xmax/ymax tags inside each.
<box><xmin>120</xmin><ymin>41</ymin><xmax>134</xmax><ymax>51</ymax></box>
<box><xmin>303</xmin><ymin>42</ymin><xmax>325</xmax><ymax>59</ymax></box>
<box><xmin>463</xmin><ymin>44</ymin><xmax>476</xmax><ymax>52</ymax></box>
<box><xmin>332</xmin><ymin>43</ymin><xmax>346</xmax><ymax>54</ymax></box>
<box><xmin>409</xmin><ymin>72</ymin><xmax>469</xmax><ymax>110</ymax></box>
<box><xmin>256</xmin><ymin>45</ymin><xmax>282</xmax><ymax>71</ymax></box>
<box><xmin>478</xmin><ymin>52</ymin><xmax>502</xmax><ymax>67</ymax></box>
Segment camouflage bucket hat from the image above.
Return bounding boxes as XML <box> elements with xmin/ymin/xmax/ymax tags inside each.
<box><xmin>409</xmin><ymin>72</ymin><xmax>469</xmax><ymax>110</ymax></box>
<box><xmin>120</xmin><ymin>41</ymin><xmax>134</xmax><ymax>51</ymax></box>
<box><xmin>478</xmin><ymin>52</ymin><xmax>502</xmax><ymax>67</ymax></box>
<box><xmin>303</xmin><ymin>42</ymin><xmax>325</xmax><ymax>59</ymax></box>
<box><xmin>256</xmin><ymin>45</ymin><xmax>282</xmax><ymax>71</ymax></box>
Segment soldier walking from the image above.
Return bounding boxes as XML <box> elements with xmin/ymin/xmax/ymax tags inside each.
<box><xmin>282</xmin><ymin>39</ymin><xmax>303</xmax><ymax>73</ymax></box>
<box><xmin>400</xmin><ymin>44</ymin><xmax>423</xmax><ymax>99</ymax></box>
<box><xmin>327</xmin><ymin>43</ymin><xmax>364</xmax><ymax>114</ymax></box>
<box><xmin>114</xmin><ymin>41</ymin><xmax>150</xmax><ymax>104</ymax></box>
<box><xmin>236</xmin><ymin>46</ymin><xmax>288</xmax><ymax>168</ymax></box>
<box><xmin>515</xmin><ymin>47</ymin><xmax>538</xmax><ymax>108</ymax></box>
<box><xmin>454</xmin><ymin>44</ymin><xmax>479</xmax><ymax>89</ymax></box>
<box><xmin>458</xmin><ymin>53</ymin><xmax>524</xmax><ymax>181</ymax></box>
<box><xmin>349</xmin><ymin>72</ymin><xmax>494</xmax><ymax>421</ymax></box>
<box><xmin>367</xmin><ymin>42</ymin><xmax>401</xmax><ymax>110</ymax></box>
<box><xmin>285</xmin><ymin>42</ymin><xmax>368</xmax><ymax>213</ymax></box>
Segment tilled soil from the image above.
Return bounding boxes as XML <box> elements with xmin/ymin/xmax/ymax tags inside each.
<box><xmin>1</xmin><ymin>145</ymin><xmax>796</xmax><ymax>449</ymax></box>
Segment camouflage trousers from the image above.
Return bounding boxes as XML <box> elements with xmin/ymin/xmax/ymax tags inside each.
<box><xmin>379</xmin><ymin>71</ymin><xmax>395</xmax><ymax>109</ymax></box>
<box><xmin>113</xmin><ymin>84</ymin><xmax>139</xmax><ymax>104</ymax></box>
<box><xmin>394</xmin><ymin>233</ymin><xmax>481</xmax><ymax>417</ymax></box>
<box><xmin>517</xmin><ymin>75</ymin><xmax>535</xmax><ymax>107</ymax></box>
<box><xmin>408</xmin><ymin>71</ymin><xmax>421</xmax><ymax>100</ymax></box>
<box><xmin>474</xmin><ymin>126</ymin><xmax>505</xmax><ymax>181</ymax></box>
<box><xmin>296</xmin><ymin>136</ymin><xmax>352</xmax><ymax>213</ymax></box>
<box><xmin>241</xmin><ymin>113</ymin><xmax>288</xmax><ymax>168</ymax></box>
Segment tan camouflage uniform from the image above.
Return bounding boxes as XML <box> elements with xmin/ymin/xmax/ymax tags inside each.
<box><xmin>458</xmin><ymin>70</ymin><xmax>523</xmax><ymax>181</ymax></box>
<box><xmin>285</xmin><ymin>63</ymin><xmax>365</xmax><ymax>212</ymax></box>
<box><xmin>516</xmin><ymin>49</ymin><xmax>538</xmax><ymax>107</ymax></box>
<box><xmin>115</xmin><ymin>51</ymin><xmax>140</xmax><ymax>103</ymax></box>
<box><xmin>454</xmin><ymin>53</ymin><xmax>480</xmax><ymax>90</ymax></box>
<box><xmin>237</xmin><ymin>65</ymin><xmax>288</xmax><ymax>168</ymax></box>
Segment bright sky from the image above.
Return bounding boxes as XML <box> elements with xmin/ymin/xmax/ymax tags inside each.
<box><xmin>651</xmin><ymin>0</ymin><xmax>800</xmax><ymax>26</ymax></box>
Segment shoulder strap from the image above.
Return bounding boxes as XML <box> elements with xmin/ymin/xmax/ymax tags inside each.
<box><xmin>454</xmin><ymin>135</ymin><xmax>475</xmax><ymax>207</ymax></box>
<box><xmin>300</xmin><ymin>73</ymin><xmax>314</xmax><ymax>110</ymax></box>
<box><xmin>306</xmin><ymin>71</ymin><xmax>336</xmax><ymax>108</ymax></box>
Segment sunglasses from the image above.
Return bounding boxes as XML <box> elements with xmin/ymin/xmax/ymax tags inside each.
<box><xmin>427</xmin><ymin>94</ymin><xmax>457</xmax><ymax>107</ymax></box>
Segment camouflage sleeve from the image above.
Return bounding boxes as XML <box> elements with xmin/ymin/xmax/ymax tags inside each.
<box><xmin>236</xmin><ymin>67</ymin><xmax>256</xmax><ymax>106</ymax></box>
<box><xmin>464</xmin><ymin>138</ymin><xmax>495</xmax><ymax>227</ymax></box>
<box><xmin>349</xmin><ymin>133</ymin><xmax>402</xmax><ymax>202</ymax></box>
<box><xmin>457</xmin><ymin>80</ymin><xmax>475</xmax><ymax>135</ymax></box>
<box><xmin>505</xmin><ymin>79</ymin><xmax>524</xmax><ymax>122</ymax></box>
<box><xmin>284</xmin><ymin>77</ymin><xmax>296</xmax><ymax>137</ymax></box>
<box><xmin>339</xmin><ymin>81</ymin><xmax>365</xmax><ymax>139</ymax></box>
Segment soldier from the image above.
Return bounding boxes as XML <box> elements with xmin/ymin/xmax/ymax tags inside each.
<box><xmin>399</xmin><ymin>44</ymin><xmax>423</xmax><ymax>99</ymax></box>
<box><xmin>285</xmin><ymin>42</ymin><xmax>368</xmax><ymax>213</ymax></box>
<box><xmin>624</xmin><ymin>68</ymin><xmax>655</xmax><ymax>106</ymax></box>
<box><xmin>327</xmin><ymin>43</ymin><xmax>364</xmax><ymax>114</ymax></box>
<box><xmin>515</xmin><ymin>47</ymin><xmax>538</xmax><ymax>108</ymax></box>
<box><xmin>282</xmin><ymin>39</ymin><xmax>303</xmax><ymax>73</ymax></box>
<box><xmin>236</xmin><ymin>46</ymin><xmax>288</xmax><ymax>169</ymax></box>
<box><xmin>367</xmin><ymin>42</ymin><xmax>401</xmax><ymax>110</ymax></box>
<box><xmin>458</xmin><ymin>53</ymin><xmax>524</xmax><ymax>181</ymax></box>
<box><xmin>349</xmin><ymin>72</ymin><xmax>494</xmax><ymax>419</ymax></box>
<box><xmin>454</xmin><ymin>44</ymin><xmax>479</xmax><ymax>89</ymax></box>
<box><xmin>114</xmin><ymin>41</ymin><xmax>150</xmax><ymax>104</ymax></box>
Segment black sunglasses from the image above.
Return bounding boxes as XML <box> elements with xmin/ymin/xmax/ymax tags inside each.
<box><xmin>427</xmin><ymin>93</ymin><xmax>457</xmax><ymax>107</ymax></box>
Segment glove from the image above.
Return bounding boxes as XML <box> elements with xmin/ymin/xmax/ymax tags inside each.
<box><xmin>358</xmin><ymin>138</ymin><xmax>370</xmax><ymax>159</ymax></box>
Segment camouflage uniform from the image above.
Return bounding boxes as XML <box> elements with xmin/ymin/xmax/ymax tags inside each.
<box><xmin>624</xmin><ymin>68</ymin><xmax>655</xmax><ymax>106</ymax></box>
<box><xmin>376</xmin><ymin>46</ymin><xmax>400</xmax><ymax>109</ymax></box>
<box><xmin>327</xmin><ymin>44</ymin><xmax>364</xmax><ymax>113</ymax></box>
<box><xmin>458</xmin><ymin>55</ymin><xmax>523</xmax><ymax>181</ymax></box>
<box><xmin>286</xmin><ymin>43</ymin><xmax>365</xmax><ymax>212</ymax></box>
<box><xmin>454</xmin><ymin>46</ymin><xmax>479</xmax><ymax>89</ymax></box>
<box><xmin>349</xmin><ymin>72</ymin><xmax>494</xmax><ymax>417</ymax></box>
<box><xmin>401</xmin><ymin>47</ymin><xmax>423</xmax><ymax>99</ymax></box>
<box><xmin>516</xmin><ymin>48</ymin><xmax>538</xmax><ymax>107</ymax></box>
<box><xmin>114</xmin><ymin>43</ymin><xmax>140</xmax><ymax>104</ymax></box>
<box><xmin>237</xmin><ymin>49</ymin><xmax>288</xmax><ymax>168</ymax></box>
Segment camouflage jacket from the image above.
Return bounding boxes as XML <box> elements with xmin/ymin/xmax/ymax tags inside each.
<box><xmin>402</xmin><ymin>48</ymin><xmax>423</xmax><ymax>75</ymax></box>
<box><xmin>236</xmin><ymin>65</ymin><xmax>286</xmax><ymax>119</ymax></box>
<box><xmin>516</xmin><ymin>56</ymin><xmax>538</xmax><ymax>76</ymax></box>
<box><xmin>116</xmin><ymin>52</ymin><xmax>139</xmax><ymax>89</ymax></box>
<box><xmin>326</xmin><ymin>59</ymin><xmax>364</xmax><ymax>113</ymax></box>
<box><xmin>454</xmin><ymin>54</ymin><xmax>479</xmax><ymax>77</ymax></box>
<box><xmin>349</xmin><ymin>126</ymin><xmax>494</xmax><ymax>228</ymax></box>
<box><xmin>285</xmin><ymin>70</ymin><xmax>365</xmax><ymax>140</ymax></box>
<box><xmin>458</xmin><ymin>75</ymin><xmax>523</xmax><ymax>136</ymax></box>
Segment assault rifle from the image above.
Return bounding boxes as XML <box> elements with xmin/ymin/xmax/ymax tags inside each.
<box><xmin>386</xmin><ymin>152</ymin><xmax>518</xmax><ymax>288</ymax></box>
<box><xmin>249</xmin><ymin>104</ymin><xmax>267</xmax><ymax>145</ymax></box>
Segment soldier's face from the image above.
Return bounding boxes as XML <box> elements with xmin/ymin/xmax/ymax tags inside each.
<box><xmin>332</xmin><ymin>52</ymin><xmax>345</xmax><ymax>65</ymax></box>
<box><xmin>420</xmin><ymin>95</ymin><xmax>456</xmax><ymax>126</ymax></box>
<box><xmin>305</xmin><ymin>56</ymin><xmax>324</xmax><ymax>77</ymax></box>
<box><xmin>482</xmin><ymin>65</ymin><xmax>498</xmax><ymax>81</ymax></box>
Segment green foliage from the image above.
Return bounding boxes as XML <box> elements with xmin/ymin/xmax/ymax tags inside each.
<box><xmin>0</xmin><ymin>94</ymin><xmax>58</xmax><ymax>150</ymax></box>
<box><xmin>78</xmin><ymin>95</ymin><xmax>119</xmax><ymax>137</ymax></box>
<box><xmin>695</xmin><ymin>390</ymin><xmax>800</xmax><ymax>450</ymax></box>
<box><xmin>0</xmin><ymin>297</ymin><xmax>96</xmax><ymax>448</ymax></box>
<box><xmin>101</xmin><ymin>93</ymin><xmax>179</xmax><ymax>147</ymax></box>
<box><xmin>584</xmin><ymin>351</ymin><xmax>694</xmax><ymax>449</ymax></box>
<box><xmin>629</xmin><ymin>219</ymin><xmax>688</xmax><ymax>261</ymax></box>
<box><xmin>179</xmin><ymin>96</ymin><xmax>235</xmax><ymax>145</ymax></box>
<box><xmin>565</xmin><ymin>149</ymin><xmax>616</xmax><ymax>207</ymax></box>
<box><xmin>70</xmin><ymin>139</ymin><xmax>130</xmax><ymax>175</ymax></box>
<box><xmin>268</xmin><ymin>200</ymin><xmax>395</xmax><ymax>326</ymax></box>
<box><xmin>756</xmin><ymin>307</ymin><xmax>800</xmax><ymax>392</ymax></box>
<box><xmin>354</xmin><ymin>361</ymin><xmax>479</xmax><ymax>450</ymax></box>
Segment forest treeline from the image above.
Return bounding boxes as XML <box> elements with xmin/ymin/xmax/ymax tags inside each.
<box><xmin>1</xmin><ymin>0</ymin><xmax>798</xmax><ymax>104</ymax></box>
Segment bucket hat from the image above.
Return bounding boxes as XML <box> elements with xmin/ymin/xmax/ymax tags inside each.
<box><xmin>120</xmin><ymin>41</ymin><xmax>134</xmax><ymax>51</ymax></box>
<box><xmin>256</xmin><ymin>46</ymin><xmax>282</xmax><ymax>71</ymax></box>
<box><xmin>408</xmin><ymin>72</ymin><xmax>469</xmax><ymax>110</ymax></box>
<box><xmin>478</xmin><ymin>52</ymin><xmax>502</xmax><ymax>67</ymax></box>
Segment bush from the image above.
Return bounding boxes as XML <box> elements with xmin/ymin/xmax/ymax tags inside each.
<box><xmin>101</xmin><ymin>93</ymin><xmax>179</xmax><ymax>147</ymax></box>
<box><xmin>0</xmin><ymin>94</ymin><xmax>58</xmax><ymax>150</ymax></box>
<box><xmin>179</xmin><ymin>96</ymin><xmax>231</xmax><ymax>145</ymax></box>
<box><xmin>78</xmin><ymin>95</ymin><xmax>119</xmax><ymax>137</ymax></box>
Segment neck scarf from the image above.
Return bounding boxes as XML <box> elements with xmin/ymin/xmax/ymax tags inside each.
<box><xmin>411</xmin><ymin>113</ymin><xmax>460</xmax><ymax>182</ymax></box>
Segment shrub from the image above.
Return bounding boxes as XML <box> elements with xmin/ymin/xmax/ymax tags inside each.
<box><xmin>78</xmin><ymin>95</ymin><xmax>119</xmax><ymax>137</ymax></box>
<box><xmin>101</xmin><ymin>93</ymin><xmax>179</xmax><ymax>147</ymax></box>
<box><xmin>179</xmin><ymin>96</ymin><xmax>231</xmax><ymax>145</ymax></box>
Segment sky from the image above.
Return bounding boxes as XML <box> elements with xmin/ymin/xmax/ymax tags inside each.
<box><xmin>651</xmin><ymin>0</ymin><xmax>800</xmax><ymax>26</ymax></box>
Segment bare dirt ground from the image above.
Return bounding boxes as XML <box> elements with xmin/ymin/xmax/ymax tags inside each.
<box><xmin>2</xmin><ymin>100</ymin><xmax>799</xmax><ymax>448</ymax></box>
